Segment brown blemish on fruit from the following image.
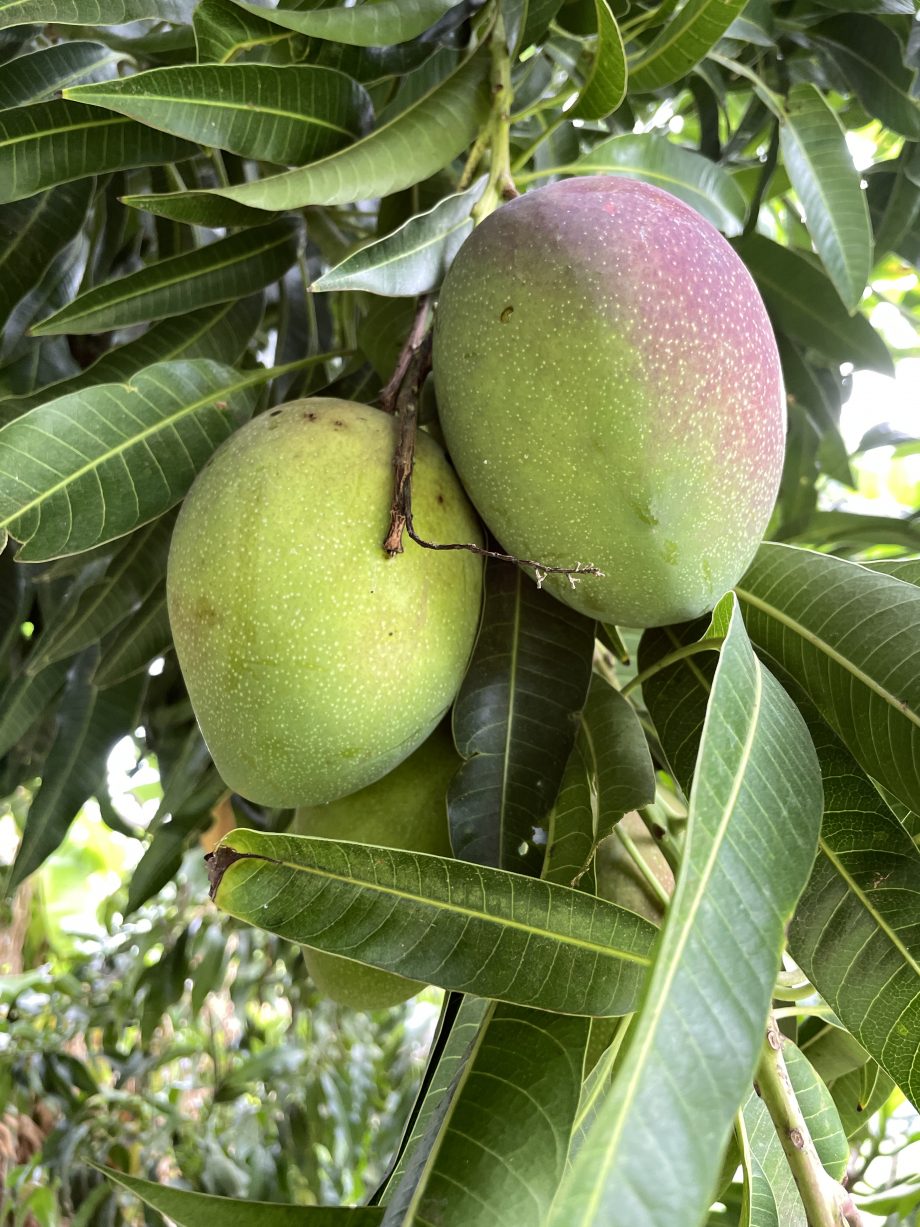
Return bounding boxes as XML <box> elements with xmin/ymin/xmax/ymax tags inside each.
<box><xmin>500</xmin><ymin>305</ymin><xmax>514</xmax><ymax>323</ymax></box>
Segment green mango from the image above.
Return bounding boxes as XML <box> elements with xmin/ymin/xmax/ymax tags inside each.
<box><xmin>292</xmin><ymin>723</ymin><xmax>459</xmax><ymax>1010</ymax></box>
<box><xmin>433</xmin><ymin>176</ymin><xmax>786</xmax><ymax>628</ymax></box>
<box><xmin>167</xmin><ymin>399</ymin><xmax>482</xmax><ymax>807</ymax></box>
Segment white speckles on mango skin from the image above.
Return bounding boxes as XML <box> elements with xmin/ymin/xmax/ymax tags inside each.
<box><xmin>433</xmin><ymin>176</ymin><xmax>786</xmax><ymax>628</ymax></box>
<box><xmin>166</xmin><ymin>399</ymin><xmax>483</xmax><ymax>807</ymax></box>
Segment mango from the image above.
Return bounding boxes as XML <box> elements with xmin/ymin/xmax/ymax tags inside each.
<box><xmin>292</xmin><ymin>724</ymin><xmax>459</xmax><ymax>1010</ymax></box>
<box><xmin>433</xmin><ymin>176</ymin><xmax>785</xmax><ymax>628</ymax></box>
<box><xmin>167</xmin><ymin>399</ymin><xmax>482</xmax><ymax>807</ymax></box>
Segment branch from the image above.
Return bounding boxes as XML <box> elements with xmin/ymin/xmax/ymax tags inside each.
<box><xmin>755</xmin><ymin>1016</ymin><xmax>863</xmax><ymax>1227</ymax></box>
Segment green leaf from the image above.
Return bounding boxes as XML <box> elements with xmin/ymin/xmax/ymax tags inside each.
<box><xmin>546</xmin><ymin>596</ymin><xmax>823</xmax><ymax>1227</ymax></box>
<box><xmin>210</xmin><ymin>828</ymin><xmax>657</xmax><ymax>1015</ymax></box>
<box><xmin>0</xmin><ymin>0</ymin><xmax>190</xmax><ymax>28</ymax></box>
<box><xmin>783</xmin><ymin>1041</ymin><xmax>849</xmax><ymax>1180</ymax></box>
<box><xmin>94</xmin><ymin>585</ymin><xmax>170</xmax><ymax>687</ymax></box>
<box><xmin>813</xmin><ymin>17</ymin><xmax>920</xmax><ymax>140</ymax></box>
<box><xmin>779</xmin><ymin>84</ymin><xmax>872</xmax><ymax>312</ymax></box>
<box><xmin>735</xmin><ymin>544</ymin><xmax>920</xmax><ymax>814</ymax></box>
<box><xmin>202</xmin><ymin>50</ymin><xmax>490</xmax><ymax>211</ymax></box>
<box><xmin>120</xmin><ymin>190</ymin><xmax>278</xmax><ymax>229</ymax></box>
<box><xmin>0</xmin><ymin>42</ymin><xmax>125</xmax><ymax>109</ymax></box>
<box><xmin>98</xmin><ymin>1169</ymin><xmax>383</xmax><ymax>1226</ymax></box>
<box><xmin>8</xmin><ymin>655</ymin><xmax>140</xmax><ymax>889</ymax></box>
<box><xmin>448</xmin><ymin>561</ymin><xmax>596</xmax><ymax>875</ymax></box>
<box><xmin>564</xmin><ymin>133</ymin><xmax>747</xmax><ymax>234</ymax></box>
<box><xmin>584</xmin><ymin>679</ymin><xmax>656</xmax><ymax>836</ymax></box>
<box><xmin>0</xmin><ymin>360</ymin><xmax>261</xmax><ymax>561</ymax></box>
<box><xmin>569</xmin><ymin>0</ymin><xmax>627</xmax><ymax>120</ymax></box>
<box><xmin>312</xmin><ymin>176</ymin><xmax>486</xmax><ymax>296</ymax></box>
<box><xmin>872</xmin><ymin>146</ymin><xmax>920</xmax><ymax>262</ymax></box>
<box><xmin>223</xmin><ymin>0</ymin><xmax>462</xmax><ymax>47</ymax></box>
<box><xmin>0</xmin><ymin>657</ymin><xmax>70</xmax><ymax>758</ymax></box>
<box><xmin>0</xmin><ymin>180</ymin><xmax>93</xmax><ymax>332</ymax></box>
<box><xmin>734</xmin><ymin>235</ymin><xmax>893</xmax><ymax>374</ymax></box>
<box><xmin>788</xmin><ymin>719</ymin><xmax>920</xmax><ymax>1110</ymax></box>
<box><xmin>67</xmin><ymin>64</ymin><xmax>373</xmax><ymax>166</ymax></box>
<box><xmin>0</xmin><ymin>99</ymin><xmax>196</xmax><ymax>204</ymax></box>
<box><xmin>383</xmin><ymin>1003</ymin><xmax>589</xmax><ymax>1226</ymax></box>
<box><xmin>740</xmin><ymin>1092</ymin><xmax>802</xmax><ymax>1227</ymax></box>
<box><xmin>193</xmin><ymin>0</ymin><xmax>296</xmax><ymax>64</ymax></box>
<box><xmin>544</xmin><ymin>732</ymin><xmax>596</xmax><ymax>889</ymax></box>
<box><xmin>0</xmin><ymin>297</ymin><xmax>262</xmax><ymax>419</ymax></box>
<box><xmin>28</xmin><ymin>519</ymin><xmax>172</xmax><ymax>671</ymax></box>
<box><xmin>627</xmin><ymin>0</ymin><xmax>747</xmax><ymax>91</ymax></box>
<box><xmin>33</xmin><ymin>219</ymin><xmax>299</xmax><ymax>335</ymax></box>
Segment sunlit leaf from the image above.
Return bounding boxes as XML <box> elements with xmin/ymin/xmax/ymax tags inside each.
<box><xmin>0</xmin><ymin>0</ymin><xmax>190</xmax><ymax>28</ymax></box>
<box><xmin>0</xmin><ymin>42</ymin><xmax>124</xmax><ymax>108</ymax></box>
<box><xmin>569</xmin><ymin>0</ymin><xmax>627</xmax><ymax>120</ymax></box>
<box><xmin>223</xmin><ymin>0</ymin><xmax>463</xmax><ymax>48</ymax></box>
<box><xmin>628</xmin><ymin>0</ymin><xmax>747</xmax><ymax>91</ymax></box>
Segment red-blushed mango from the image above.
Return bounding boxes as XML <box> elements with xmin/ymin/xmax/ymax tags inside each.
<box><xmin>433</xmin><ymin>176</ymin><xmax>785</xmax><ymax>628</ymax></box>
<box><xmin>292</xmin><ymin>723</ymin><xmax>458</xmax><ymax>1010</ymax></box>
<box><xmin>167</xmin><ymin>399</ymin><xmax>482</xmax><ymax>807</ymax></box>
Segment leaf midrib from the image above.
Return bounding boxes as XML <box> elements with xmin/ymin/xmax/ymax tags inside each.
<box><xmin>221</xmin><ymin>849</ymin><xmax>653</xmax><ymax>966</ymax></box>
<box><xmin>734</xmin><ymin>584</ymin><xmax>920</xmax><ymax>730</ymax></box>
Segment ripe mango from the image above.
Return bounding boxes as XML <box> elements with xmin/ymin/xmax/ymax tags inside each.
<box><xmin>433</xmin><ymin>176</ymin><xmax>785</xmax><ymax>628</ymax></box>
<box><xmin>292</xmin><ymin>723</ymin><xmax>458</xmax><ymax>1010</ymax></box>
<box><xmin>167</xmin><ymin>399</ymin><xmax>482</xmax><ymax>807</ymax></box>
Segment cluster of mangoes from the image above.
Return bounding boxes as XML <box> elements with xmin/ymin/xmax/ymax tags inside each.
<box><xmin>168</xmin><ymin>177</ymin><xmax>785</xmax><ymax>1008</ymax></box>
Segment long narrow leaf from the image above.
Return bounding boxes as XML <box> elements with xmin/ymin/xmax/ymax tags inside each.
<box><xmin>223</xmin><ymin>0</ymin><xmax>462</xmax><ymax>48</ymax></box>
<box><xmin>209</xmin><ymin>829</ymin><xmax>657</xmax><ymax>1016</ymax></box>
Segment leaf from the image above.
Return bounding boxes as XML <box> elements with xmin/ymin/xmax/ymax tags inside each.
<box><xmin>448</xmin><ymin>561</ymin><xmax>596</xmax><ymax>875</ymax></box>
<box><xmin>312</xmin><ymin>176</ymin><xmax>486</xmax><ymax>297</ymax></box>
<box><xmin>210</xmin><ymin>828</ymin><xmax>657</xmax><ymax>1016</ymax></box>
<box><xmin>779</xmin><ymin>84</ymin><xmax>872</xmax><ymax>312</ymax></box>
<box><xmin>202</xmin><ymin>50</ymin><xmax>490</xmax><ymax>211</ymax></box>
<box><xmin>740</xmin><ymin>1092</ymin><xmax>802</xmax><ymax>1227</ymax></box>
<box><xmin>0</xmin><ymin>657</ymin><xmax>71</xmax><ymax>758</ymax></box>
<box><xmin>569</xmin><ymin>0</ymin><xmax>627</xmax><ymax>120</ymax></box>
<box><xmin>627</xmin><ymin>0</ymin><xmax>747</xmax><ymax>91</ymax></box>
<box><xmin>98</xmin><ymin>1169</ymin><xmax>383</xmax><ymax>1226</ymax></box>
<box><xmin>783</xmin><ymin>1042</ymin><xmax>849</xmax><ymax>1180</ymax></box>
<box><xmin>546</xmin><ymin>596</ymin><xmax>823</xmax><ymax>1227</ymax></box>
<box><xmin>735</xmin><ymin>543</ymin><xmax>920</xmax><ymax>815</ymax></box>
<box><xmin>872</xmin><ymin>147</ymin><xmax>920</xmax><ymax>262</ymax></box>
<box><xmin>8</xmin><ymin>655</ymin><xmax>141</xmax><ymax>889</ymax></box>
<box><xmin>94</xmin><ymin>585</ymin><xmax>170</xmax><ymax>687</ymax></box>
<box><xmin>223</xmin><ymin>0</ymin><xmax>463</xmax><ymax>47</ymax></box>
<box><xmin>67</xmin><ymin>65</ymin><xmax>373</xmax><ymax>166</ymax></box>
<box><xmin>193</xmin><ymin>0</ymin><xmax>296</xmax><ymax>64</ymax></box>
<box><xmin>382</xmin><ymin>1002</ymin><xmax>589</xmax><ymax>1226</ymax></box>
<box><xmin>0</xmin><ymin>42</ymin><xmax>125</xmax><ymax>109</ymax></box>
<box><xmin>1</xmin><ymin>297</ymin><xmax>262</xmax><ymax>420</ymax></box>
<box><xmin>0</xmin><ymin>0</ymin><xmax>190</xmax><ymax>27</ymax></box>
<box><xmin>585</xmin><ymin>678</ymin><xmax>658</xmax><ymax>837</ymax></box>
<box><xmin>564</xmin><ymin>133</ymin><xmax>747</xmax><ymax>234</ymax></box>
<box><xmin>813</xmin><ymin>17</ymin><xmax>920</xmax><ymax>140</ymax></box>
<box><xmin>734</xmin><ymin>235</ymin><xmax>893</xmax><ymax>374</ymax></box>
<box><xmin>788</xmin><ymin>719</ymin><xmax>920</xmax><ymax>1109</ymax></box>
<box><xmin>33</xmin><ymin>219</ymin><xmax>299</xmax><ymax>336</ymax></box>
<box><xmin>0</xmin><ymin>359</ymin><xmax>261</xmax><ymax>561</ymax></box>
<box><xmin>120</xmin><ymin>190</ymin><xmax>278</xmax><ymax>229</ymax></box>
<box><xmin>544</xmin><ymin>732</ymin><xmax>596</xmax><ymax>889</ymax></box>
<box><xmin>28</xmin><ymin>519</ymin><xmax>172</xmax><ymax>671</ymax></box>
<box><xmin>0</xmin><ymin>99</ymin><xmax>196</xmax><ymax>204</ymax></box>
<box><xmin>0</xmin><ymin>180</ymin><xmax>93</xmax><ymax>332</ymax></box>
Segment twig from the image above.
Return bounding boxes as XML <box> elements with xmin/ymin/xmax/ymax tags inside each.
<box><xmin>378</xmin><ymin>295</ymin><xmax>432</xmax><ymax>417</ymax></box>
<box><xmin>756</xmin><ymin>1016</ymin><xmax>864</xmax><ymax>1227</ymax></box>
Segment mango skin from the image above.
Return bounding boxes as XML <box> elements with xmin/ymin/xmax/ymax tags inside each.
<box><xmin>292</xmin><ymin>724</ymin><xmax>458</xmax><ymax>1010</ymax></box>
<box><xmin>167</xmin><ymin>399</ymin><xmax>482</xmax><ymax>807</ymax></box>
<box><xmin>433</xmin><ymin>176</ymin><xmax>786</xmax><ymax>628</ymax></box>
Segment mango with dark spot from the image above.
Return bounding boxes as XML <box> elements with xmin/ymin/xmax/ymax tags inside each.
<box><xmin>433</xmin><ymin>176</ymin><xmax>785</xmax><ymax>628</ymax></box>
<box><xmin>291</xmin><ymin>724</ymin><xmax>458</xmax><ymax>1010</ymax></box>
<box><xmin>167</xmin><ymin>399</ymin><xmax>483</xmax><ymax>806</ymax></box>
